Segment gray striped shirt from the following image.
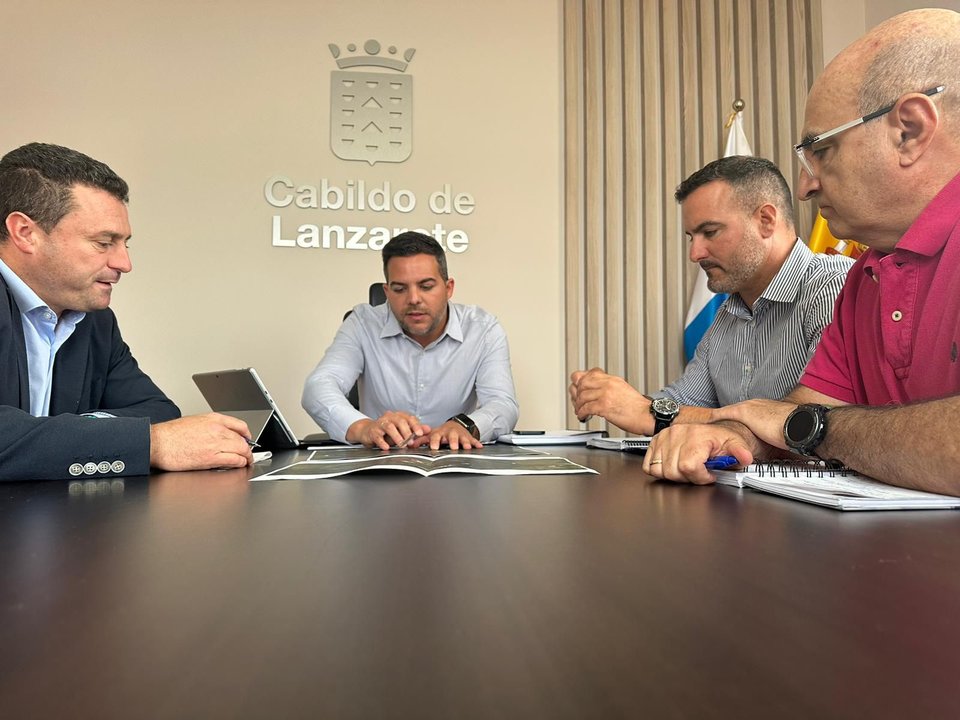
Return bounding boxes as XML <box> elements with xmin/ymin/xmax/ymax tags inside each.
<box><xmin>661</xmin><ymin>239</ymin><xmax>853</xmax><ymax>407</ymax></box>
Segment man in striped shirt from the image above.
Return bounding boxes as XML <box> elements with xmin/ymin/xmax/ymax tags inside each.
<box><xmin>570</xmin><ymin>155</ymin><xmax>852</xmax><ymax>436</ymax></box>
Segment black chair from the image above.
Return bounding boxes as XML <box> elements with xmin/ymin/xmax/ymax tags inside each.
<box><xmin>345</xmin><ymin>283</ymin><xmax>386</xmax><ymax>409</ymax></box>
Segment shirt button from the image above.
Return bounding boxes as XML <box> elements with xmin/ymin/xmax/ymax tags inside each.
<box><xmin>891</xmin><ymin>310</ymin><xmax>903</xmax><ymax>322</ymax></box>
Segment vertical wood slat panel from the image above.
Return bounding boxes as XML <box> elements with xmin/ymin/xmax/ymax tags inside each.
<box><xmin>583</xmin><ymin>0</ymin><xmax>605</xmax><ymax>377</ymax></box>
<box><xmin>661</xmin><ymin>3</ymin><xmax>685</xmax><ymax>384</ymax></box>
<box><xmin>603</xmin><ymin>0</ymin><xmax>625</xmax><ymax>381</ymax></box>
<box><xmin>795</xmin><ymin>0</ymin><xmax>820</xmax><ymax>236</ymax></box>
<box><xmin>563</xmin><ymin>0</ymin><xmax>823</xmax><ymax>430</ymax></box>
<box><xmin>736</xmin><ymin>0</ymin><xmax>758</xmax><ymax>151</ymax></box>
<box><xmin>623</xmin><ymin>0</ymin><xmax>643</xmax><ymax>393</ymax></box>
<box><xmin>717</xmin><ymin>0</ymin><xmax>736</xmax><ymax>137</ymax></box>
<box><xmin>772</xmin><ymin>3</ymin><xmax>792</xmax><ymax>170</ymax></box>
<box><xmin>699</xmin><ymin>2</ymin><xmax>720</xmax><ymax>160</ymax></box>
<box><xmin>754</xmin><ymin>1</ymin><xmax>775</xmax><ymax>156</ymax></box>
<box><xmin>680</xmin><ymin>0</ymin><xmax>703</xmax><ymax>306</ymax></box>
<box><xmin>641</xmin><ymin>0</ymin><xmax>666</xmax><ymax>393</ymax></box>
<box><xmin>563</xmin><ymin>0</ymin><xmax>585</xmax><ymax>428</ymax></box>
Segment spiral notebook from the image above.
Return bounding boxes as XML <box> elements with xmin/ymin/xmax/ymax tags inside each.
<box><xmin>712</xmin><ymin>460</ymin><xmax>960</xmax><ymax>511</ymax></box>
<box><xmin>586</xmin><ymin>436</ymin><xmax>651</xmax><ymax>452</ymax></box>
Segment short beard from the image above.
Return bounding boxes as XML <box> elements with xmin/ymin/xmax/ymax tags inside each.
<box><xmin>703</xmin><ymin>226</ymin><xmax>766</xmax><ymax>295</ymax></box>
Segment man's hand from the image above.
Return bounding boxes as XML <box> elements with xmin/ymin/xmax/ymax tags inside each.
<box><xmin>642</xmin><ymin>421</ymin><xmax>757</xmax><ymax>484</ymax></box>
<box><xmin>347</xmin><ymin>412</ymin><xmax>429</xmax><ymax>450</ymax></box>
<box><xmin>569</xmin><ymin>368</ymin><xmax>653</xmax><ymax>434</ymax></box>
<box><xmin>150</xmin><ymin>413</ymin><xmax>254</xmax><ymax>471</ymax></box>
<box><xmin>410</xmin><ymin>420</ymin><xmax>483</xmax><ymax>451</ymax></box>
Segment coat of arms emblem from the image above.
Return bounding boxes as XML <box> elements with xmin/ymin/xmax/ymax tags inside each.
<box><xmin>329</xmin><ymin>40</ymin><xmax>415</xmax><ymax>166</ymax></box>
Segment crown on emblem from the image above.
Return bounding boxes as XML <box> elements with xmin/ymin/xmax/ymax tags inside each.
<box><xmin>329</xmin><ymin>40</ymin><xmax>416</xmax><ymax>72</ymax></box>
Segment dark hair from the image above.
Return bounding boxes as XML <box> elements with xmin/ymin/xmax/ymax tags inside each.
<box><xmin>382</xmin><ymin>231</ymin><xmax>448</xmax><ymax>281</ymax></box>
<box><xmin>0</xmin><ymin>142</ymin><xmax>129</xmax><ymax>240</ymax></box>
<box><xmin>674</xmin><ymin>155</ymin><xmax>795</xmax><ymax>229</ymax></box>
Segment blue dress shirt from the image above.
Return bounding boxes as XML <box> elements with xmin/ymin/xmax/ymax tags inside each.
<box><xmin>0</xmin><ymin>258</ymin><xmax>85</xmax><ymax>416</ymax></box>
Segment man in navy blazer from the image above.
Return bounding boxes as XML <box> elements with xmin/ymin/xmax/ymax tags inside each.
<box><xmin>0</xmin><ymin>143</ymin><xmax>253</xmax><ymax>480</ymax></box>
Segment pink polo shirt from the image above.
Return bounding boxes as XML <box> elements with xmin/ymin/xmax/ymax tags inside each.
<box><xmin>801</xmin><ymin>171</ymin><xmax>960</xmax><ymax>405</ymax></box>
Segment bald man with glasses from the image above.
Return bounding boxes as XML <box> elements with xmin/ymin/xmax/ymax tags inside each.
<box><xmin>644</xmin><ymin>8</ymin><xmax>960</xmax><ymax>496</ymax></box>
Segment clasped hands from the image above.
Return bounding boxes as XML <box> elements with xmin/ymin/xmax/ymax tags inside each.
<box><xmin>642</xmin><ymin>399</ymin><xmax>800</xmax><ymax>483</ymax></box>
<box><xmin>349</xmin><ymin>411</ymin><xmax>483</xmax><ymax>451</ymax></box>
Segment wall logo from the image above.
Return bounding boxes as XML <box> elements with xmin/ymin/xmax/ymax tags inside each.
<box><xmin>329</xmin><ymin>40</ymin><xmax>416</xmax><ymax>166</ymax></box>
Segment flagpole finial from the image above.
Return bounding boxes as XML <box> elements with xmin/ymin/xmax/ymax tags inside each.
<box><xmin>724</xmin><ymin>99</ymin><xmax>746</xmax><ymax>129</ymax></box>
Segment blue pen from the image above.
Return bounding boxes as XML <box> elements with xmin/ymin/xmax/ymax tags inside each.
<box><xmin>704</xmin><ymin>455</ymin><xmax>738</xmax><ymax>470</ymax></box>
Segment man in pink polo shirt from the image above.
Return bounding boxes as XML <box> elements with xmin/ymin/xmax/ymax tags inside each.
<box><xmin>643</xmin><ymin>8</ymin><xmax>960</xmax><ymax>495</ymax></box>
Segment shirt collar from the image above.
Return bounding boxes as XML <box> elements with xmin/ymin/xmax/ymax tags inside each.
<box><xmin>863</xmin><ymin>169</ymin><xmax>960</xmax><ymax>278</ymax></box>
<box><xmin>756</xmin><ymin>238</ymin><xmax>813</xmax><ymax>304</ymax></box>
<box><xmin>378</xmin><ymin>301</ymin><xmax>463</xmax><ymax>346</ymax></box>
<box><xmin>723</xmin><ymin>238</ymin><xmax>811</xmax><ymax>316</ymax></box>
<box><xmin>0</xmin><ymin>256</ymin><xmax>86</xmax><ymax>324</ymax></box>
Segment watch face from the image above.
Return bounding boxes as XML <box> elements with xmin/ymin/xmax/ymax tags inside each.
<box><xmin>651</xmin><ymin>397</ymin><xmax>680</xmax><ymax>416</ymax></box>
<box><xmin>786</xmin><ymin>408</ymin><xmax>816</xmax><ymax>443</ymax></box>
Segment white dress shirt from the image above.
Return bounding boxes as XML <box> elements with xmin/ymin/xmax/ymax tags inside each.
<box><xmin>302</xmin><ymin>302</ymin><xmax>519</xmax><ymax>442</ymax></box>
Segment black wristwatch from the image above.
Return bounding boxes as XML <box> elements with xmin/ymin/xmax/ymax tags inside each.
<box><xmin>449</xmin><ymin>413</ymin><xmax>480</xmax><ymax>440</ymax></box>
<box><xmin>783</xmin><ymin>404</ymin><xmax>830</xmax><ymax>456</ymax></box>
<box><xmin>650</xmin><ymin>397</ymin><xmax>680</xmax><ymax>434</ymax></box>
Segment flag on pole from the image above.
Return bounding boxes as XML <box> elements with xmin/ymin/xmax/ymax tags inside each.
<box><xmin>683</xmin><ymin>110</ymin><xmax>753</xmax><ymax>362</ymax></box>
<box><xmin>808</xmin><ymin>211</ymin><xmax>865</xmax><ymax>258</ymax></box>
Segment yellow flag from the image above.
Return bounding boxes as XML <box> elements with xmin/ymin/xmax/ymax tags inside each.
<box><xmin>807</xmin><ymin>212</ymin><xmax>865</xmax><ymax>258</ymax></box>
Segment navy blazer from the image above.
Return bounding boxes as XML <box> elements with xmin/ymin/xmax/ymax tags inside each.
<box><xmin>0</xmin><ymin>276</ymin><xmax>180</xmax><ymax>481</ymax></box>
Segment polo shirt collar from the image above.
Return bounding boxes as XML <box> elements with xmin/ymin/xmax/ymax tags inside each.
<box><xmin>863</xmin><ymin>170</ymin><xmax>960</xmax><ymax>279</ymax></box>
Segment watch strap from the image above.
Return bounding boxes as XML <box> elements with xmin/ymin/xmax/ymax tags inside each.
<box><xmin>449</xmin><ymin>413</ymin><xmax>480</xmax><ymax>440</ymax></box>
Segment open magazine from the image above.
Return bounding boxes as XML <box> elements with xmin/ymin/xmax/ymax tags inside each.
<box><xmin>712</xmin><ymin>460</ymin><xmax>960</xmax><ymax>511</ymax></box>
<box><xmin>254</xmin><ymin>444</ymin><xmax>597</xmax><ymax>481</ymax></box>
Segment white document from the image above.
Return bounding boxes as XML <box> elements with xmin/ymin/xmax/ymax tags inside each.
<box><xmin>497</xmin><ymin>430</ymin><xmax>607</xmax><ymax>446</ymax></box>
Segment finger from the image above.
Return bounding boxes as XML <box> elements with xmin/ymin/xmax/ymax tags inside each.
<box><xmin>215</xmin><ymin>450</ymin><xmax>251</xmax><ymax>468</ymax></box>
<box><xmin>644</xmin><ymin>454</ymin><xmax>663</xmax><ymax>476</ymax></box>
<box><xmin>376</xmin><ymin>418</ymin><xmax>402</xmax><ymax>447</ymax></box>
<box><xmin>212</xmin><ymin>413</ymin><xmax>253</xmax><ymax>437</ymax></box>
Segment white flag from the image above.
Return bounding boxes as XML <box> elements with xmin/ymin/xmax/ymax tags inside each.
<box><xmin>683</xmin><ymin>112</ymin><xmax>753</xmax><ymax>362</ymax></box>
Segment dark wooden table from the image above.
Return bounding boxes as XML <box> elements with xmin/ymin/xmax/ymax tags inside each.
<box><xmin>1</xmin><ymin>447</ymin><xmax>958</xmax><ymax>719</ymax></box>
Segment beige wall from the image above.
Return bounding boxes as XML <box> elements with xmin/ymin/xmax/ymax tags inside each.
<box><xmin>866</xmin><ymin>0</ymin><xmax>960</xmax><ymax>27</ymax></box>
<box><xmin>3</xmin><ymin>0</ymin><xmax>564</xmax><ymax>437</ymax></box>
<box><xmin>5</xmin><ymin>1</ymin><xmax>957</xmax><ymax>438</ymax></box>
<box><xmin>822</xmin><ymin>1</ymin><xmax>960</xmax><ymax>64</ymax></box>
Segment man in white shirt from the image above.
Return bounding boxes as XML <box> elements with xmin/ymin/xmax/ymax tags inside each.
<box><xmin>302</xmin><ymin>231</ymin><xmax>519</xmax><ymax>450</ymax></box>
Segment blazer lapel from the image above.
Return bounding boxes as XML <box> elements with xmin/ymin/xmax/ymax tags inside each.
<box><xmin>0</xmin><ymin>279</ymin><xmax>30</xmax><ymax>412</ymax></box>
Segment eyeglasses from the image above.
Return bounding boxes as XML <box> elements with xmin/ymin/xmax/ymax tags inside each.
<box><xmin>793</xmin><ymin>85</ymin><xmax>945</xmax><ymax>179</ymax></box>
